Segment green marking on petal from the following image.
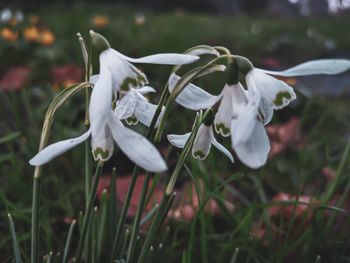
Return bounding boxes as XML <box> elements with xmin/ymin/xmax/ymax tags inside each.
<box><xmin>120</xmin><ymin>77</ymin><xmax>138</xmax><ymax>91</ymax></box>
<box><xmin>120</xmin><ymin>75</ymin><xmax>147</xmax><ymax>91</ymax></box>
<box><xmin>273</xmin><ymin>91</ymin><xmax>292</xmax><ymax>107</ymax></box>
<box><xmin>126</xmin><ymin>116</ymin><xmax>138</xmax><ymax>125</ymax></box>
<box><xmin>215</xmin><ymin>123</ymin><xmax>230</xmax><ymax>136</ymax></box>
<box><xmin>93</xmin><ymin>147</ymin><xmax>110</xmax><ymax>160</ymax></box>
<box><xmin>193</xmin><ymin>150</ymin><xmax>206</xmax><ymax>159</ymax></box>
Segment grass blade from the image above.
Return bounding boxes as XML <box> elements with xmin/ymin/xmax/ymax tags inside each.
<box><xmin>8</xmin><ymin>214</ymin><xmax>23</xmax><ymax>263</ymax></box>
<box><xmin>62</xmin><ymin>219</ymin><xmax>76</xmax><ymax>263</ymax></box>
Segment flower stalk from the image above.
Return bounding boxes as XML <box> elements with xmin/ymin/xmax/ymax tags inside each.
<box><xmin>75</xmin><ymin>160</ymin><xmax>104</xmax><ymax>262</ymax></box>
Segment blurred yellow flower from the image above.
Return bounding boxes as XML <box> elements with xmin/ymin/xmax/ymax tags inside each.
<box><xmin>23</xmin><ymin>26</ymin><xmax>40</xmax><ymax>42</ymax></box>
<box><xmin>1</xmin><ymin>27</ymin><xmax>18</xmax><ymax>42</ymax></box>
<box><xmin>29</xmin><ymin>15</ymin><xmax>40</xmax><ymax>25</ymax></box>
<box><xmin>92</xmin><ymin>15</ymin><xmax>109</xmax><ymax>28</ymax></box>
<box><xmin>38</xmin><ymin>29</ymin><xmax>55</xmax><ymax>46</ymax></box>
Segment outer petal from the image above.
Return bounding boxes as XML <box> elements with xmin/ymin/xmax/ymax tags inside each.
<box><xmin>192</xmin><ymin>124</ymin><xmax>213</xmax><ymax>160</ymax></box>
<box><xmin>214</xmin><ymin>84</ymin><xmax>247</xmax><ymax>137</ymax></box>
<box><xmin>91</xmin><ymin>125</ymin><xmax>114</xmax><ymax>161</ymax></box>
<box><xmin>167</xmin><ymin>133</ymin><xmax>191</xmax><ymax>148</ymax></box>
<box><xmin>29</xmin><ymin>129</ymin><xmax>91</xmax><ymax>166</ymax></box>
<box><xmin>89</xmin><ymin>62</ymin><xmax>113</xmax><ymax>138</ymax></box>
<box><xmin>108</xmin><ymin>114</ymin><xmax>167</xmax><ymax>172</ymax></box>
<box><xmin>231</xmin><ymin>117</ymin><xmax>270</xmax><ymax>169</ymax></box>
<box><xmin>248</xmin><ymin>69</ymin><xmax>296</xmax><ymax>110</ymax></box>
<box><xmin>89</xmin><ymin>74</ymin><xmax>99</xmax><ymax>85</ymax></box>
<box><xmin>102</xmin><ymin>49</ymin><xmax>148</xmax><ymax>93</ymax></box>
<box><xmin>168</xmin><ymin>73</ymin><xmax>220</xmax><ymax>110</ymax></box>
<box><xmin>111</xmin><ymin>49</ymin><xmax>199</xmax><ymax>65</ymax></box>
<box><xmin>211</xmin><ymin>137</ymin><xmax>234</xmax><ymax>163</ymax></box>
<box><xmin>261</xmin><ymin>59</ymin><xmax>350</xmax><ymax>77</ymax></box>
<box><xmin>259</xmin><ymin>98</ymin><xmax>274</xmax><ymax>125</ymax></box>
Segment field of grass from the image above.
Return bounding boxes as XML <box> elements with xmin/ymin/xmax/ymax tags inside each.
<box><xmin>1</xmin><ymin>3</ymin><xmax>350</xmax><ymax>263</ymax></box>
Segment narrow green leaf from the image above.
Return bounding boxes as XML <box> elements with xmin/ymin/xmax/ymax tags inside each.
<box><xmin>62</xmin><ymin>219</ymin><xmax>76</xmax><ymax>263</ymax></box>
<box><xmin>8</xmin><ymin>214</ymin><xmax>23</xmax><ymax>263</ymax></box>
<box><xmin>230</xmin><ymin>248</ymin><xmax>239</xmax><ymax>263</ymax></box>
<box><xmin>0</xmin><ymin>132</ymin><xmax>21</xmax><ymax>144</ymax></box>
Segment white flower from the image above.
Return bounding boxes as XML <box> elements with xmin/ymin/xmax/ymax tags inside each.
<box><xmin>29</xmin><ymin>109</ymin><xmax>167</xmax><ymax>173</ymax></box>
<box><xmin>89</xmin><ymin>45</ymin><xmax>199</xmax><ymax>141</ymax></box>
<box><xmin>230</xmin><ymin>82</ymin><xmax>270</xmax><ymax>169</ymax></box>
<box><xmin>167</xmin><ymin>124</ymin><xmax>234</xmax><ymax>162</ymax></box>
<box><xmin>244</xmin><ymin>58</ymin><xmax>350</xmax><ymax>124</ymax></box>
<box><xmin>168</xmin><ymin>73</ymin><xmax>247</xmax><ymax>137</ymax></box>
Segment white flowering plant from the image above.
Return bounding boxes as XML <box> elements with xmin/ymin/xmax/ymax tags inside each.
<box><xmin>6</xmin><ymin>30</ymin><xmax>350</xmax><ymax>263</ymax></box>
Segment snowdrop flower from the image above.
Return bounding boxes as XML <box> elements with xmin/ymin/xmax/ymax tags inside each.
<box><xmin>167</xmin><ymin>123</ymin><xmax>234</xmax><ymax>163</ymax></box>
<box><xmin>29</xmin><ymin>109</ymin><xmax>167</xmax><ymax>173</ymax></box>
<box><xmin>238</xmin><ymin>57</ymin><xmax>350</xmax><ymax>124</ymax></box>
<box><xmin>168</xmin><ymin>73</ymin><xmax>247</xmax><ymax>137</ymax></box>
<box><xmin>88</xmin><ymin>30</ymin><xmax>199</xmax><ymax>140</ymax></box>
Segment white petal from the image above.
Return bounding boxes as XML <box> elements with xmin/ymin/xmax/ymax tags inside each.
<box><xmin>137</xmin><ymin>86</ymin><xmax>156</xmax><ymax>94</ymax></box>
<box><xmin>248</xmin><ymin>69</ymin><xmax>296</xmax><ymax>110</ymax></box>
<box><xmin>259</xmin><ymin>98</ymin><xmax>274</xmax><ymax>125</ymax></box>
<box><xmin>89</xmin><ymin>62</ymin><xmax>113</xmax><ymax>138</ymax></box>
<box><xmin>214</xmin><ymin>83</ymin><xmax>248</xmax><ymax>136</ymax></box>
<box><xmin>231</xmin><ymin>91</ymin><xmax>261</xmax><ymax>149</ymax></box>
<box><xmin>29</xmin><ymin>129</ymin><xmax>91</xmax><ymax>166</ymax></box>
<box><xmin>192</xmin><ymin>124</ymin><xmax>213</xmax><ymax>160</ymax></box>
<box><xmin>211</xmin><ymin>137</ymin><xmax>234</xmax><ymax>163</ymax></box>
<box><xmin>114</xmin><ymin>90</ymin><xmax>138</xmax><ymax>120</ymax></box>
<box><xmin>261</xmin><ymin>59</ymin><xmax>350</xmax><ymax>77</ymax></box>
<box><xmin>167</xmin><ymin>133</ymin><xmax>191</xmax><ymax>148</ymax></box>
<box><xmin>89</xmin><ymin>74</ymin><xmax>99</xmax><ymax>85</ymax></box>
<box><xmin>108</xmin><ymin>115</ymin><xmax>167</xmax><ymax>172</ymax></box>
<box><xmin>91</xmin><ymin>125</ymin><xmax>114</xmax><ymax>161</ymax></box>
<box><xmin>231</xmin><ymin>117</ymin><xmax>270</xmax><ymax>169</ymax></box>
<box><xmin>102</xmin><ymin>49</ymin><xmax>148</xmax><ymax>93</ymax></box>
<box><xmin>134</xmin><ymin>98</ymin><xmax>163</xmax><ymax>128</ymax></box>
<box><xmin>168</xmin><ymin>73</ymin><xmax>220</xmax><ymax>110</ymax></box>
<box><xmin>111</xmin><ymin>49</ymin><xmax>199</xmax><ymax>65</ymax></box>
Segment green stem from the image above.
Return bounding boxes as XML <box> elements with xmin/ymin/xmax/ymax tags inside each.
<box><xmin>109</xmin><ymin>166</ymin><xmax>139</xmax><ymax>262</ymax></box>
<box><xmin>136</xmin><ymin>193</ymin><xmax>173</xmax><ymax>263</ymax></box>
<box><xmin>127</xmin><ymin>172</ymin><xmax>151</xmax><ymax>262</ymax></box>
<box><xmin>31</xmin><ymin>176</ymin><xmax>40</xmax><ymax>263</ymax></box>
<box><xmin>84</xmin><ymin>141</ymin><xmax>92</xmax><ymax>209</ymax></box>
<box><xmin>154</xmin><ymin>54</ymin><xmax>231</xmax><ymax>142</ymax></box>
<box><xmin>109</xmin><ymin>81</ymin><xmax>170</xmax><ymax>263</ymax></box>
<box><xmin>75</xmin><ymin>161</ymin><xmax>104</xmax><ymax>262</ymax></box>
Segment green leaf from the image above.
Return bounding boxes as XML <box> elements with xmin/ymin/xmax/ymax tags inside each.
<box><xmin>8</xmin><ymin>214</ymin><xmax>23</xmax><ymax>263</ymax></box>
<box><xmin>0</xmin><ymin>132</ymin><xmax>21</xmax><ymax>144</ymax></box>
<box><xmin>62</xmin><ymin>220</ymin><xmax>76</xmax><ymax>263</ymax></box>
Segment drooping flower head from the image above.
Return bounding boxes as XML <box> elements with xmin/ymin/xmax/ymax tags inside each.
<box><xmin>169</xmin><ymin>54</ymin><xmax>350</xmax><ymax>168</ymax></box>
<box><xmin>29</xmin><ymin>31</ymin><xmax>200</xmax><ymax>172</ymax></box>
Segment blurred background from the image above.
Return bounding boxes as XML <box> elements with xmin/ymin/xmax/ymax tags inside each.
<box><xmin>1</xmin><ymin>0</ymin><xmax>350</xmax><ymax>262</ymax></box>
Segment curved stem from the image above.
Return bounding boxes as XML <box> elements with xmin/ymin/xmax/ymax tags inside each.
<box><xmin>31</xmin><ymin>176</ymin><xmax>40</xmax><ymax>263</ymax></box>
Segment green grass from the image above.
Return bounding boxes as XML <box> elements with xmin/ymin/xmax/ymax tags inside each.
<box><xmin>1</xmin><ymin>3</ymin><xmax>350</xmax><ymax>263</ymax></box>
